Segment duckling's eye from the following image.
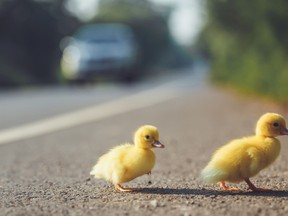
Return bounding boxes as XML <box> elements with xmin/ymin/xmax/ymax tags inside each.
<box><xmin>145</xmin><ymin>135</ymin><xmax>150</xmax><ymax>140</ymax></box>
<box><xmin>273</xmin><ymin>122</ymin><xmax>279</xmax><ymax>127</ymax></box>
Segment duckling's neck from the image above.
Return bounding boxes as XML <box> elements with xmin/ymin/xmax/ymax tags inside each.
<box><xmin>136</xmin><ymin>146</ymin><xmax>154</xmax><ymax>152</ymax></box>
<box><xmin>256</xmin><ymin>134</ymin><xmax>281</xmax><ymax>165</ymax></box>
<box><xmin>133</xmin><ymin>147</ymin><xmax>155</xmax><ymax>163</ymax></box>
<box><xmin>256</xmin><ymin>134</ymin><xmax>278</xmax><ymax>140</ymax></box>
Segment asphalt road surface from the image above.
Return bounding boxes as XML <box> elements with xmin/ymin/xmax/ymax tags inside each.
<box><xmin>0</xmin><ymin>66</ymin><xmax>288</xmax><ymax>216</ymax></box>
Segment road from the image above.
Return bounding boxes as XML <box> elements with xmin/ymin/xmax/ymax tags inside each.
<box><xmin>0</xmin><ymin>65</ymin><xmax>288</xmax><ymax>216</ymax></box>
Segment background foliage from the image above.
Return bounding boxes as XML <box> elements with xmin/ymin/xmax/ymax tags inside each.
<box><xmin>0</xmin><ymin>0</ymin><xmax>191</xmax><ymax>87</ymax></box>
<box><xmin>200</xmin><ymin>0</ymin><xmax>288</xmax><ymax>102</ymax></box>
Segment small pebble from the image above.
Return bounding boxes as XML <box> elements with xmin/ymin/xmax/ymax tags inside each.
<box><xmin>150</xmin><ymin>200</ymin><xmax>158</xmax><ymax>208</ymax></box>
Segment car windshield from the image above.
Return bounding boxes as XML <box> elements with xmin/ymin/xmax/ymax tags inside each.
<box><xmin>84</xmin><ymin>38</ymin><xmax>120</xmax><ymax>43</ymax></box>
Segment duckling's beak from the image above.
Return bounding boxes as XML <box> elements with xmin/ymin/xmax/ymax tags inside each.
<box><xmin>152</xmin><ymin>140</ymin><xmax>165</xmax><ymax>148</ymax></box>
<box><xmin>280</xmin><ymin>127</ymin><xmax>288</xmax><ymax>135</ymax></box>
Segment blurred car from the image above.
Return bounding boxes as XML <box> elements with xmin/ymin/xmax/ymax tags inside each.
<box><xmin>60</xmin><ymin>23</ymin><xmax>139</xmax><ymax>83</ymax></box>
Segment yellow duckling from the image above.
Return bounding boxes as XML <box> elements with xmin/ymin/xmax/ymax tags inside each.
<box><xmin>201</xmin><ymin>113</ymin><xmax>288</xmax><ymax>191</ymax></box>
<box><xmin>90</xmin><ymin>125</ymin><xmax>164</xmax><ymax>192</ymax></box>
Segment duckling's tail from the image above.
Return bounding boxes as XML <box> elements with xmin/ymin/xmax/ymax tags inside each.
<box><xmin>90</xmin><ymin>164</ymin><xmax>103</xmax><ymax>178</ymax></box>
<box><xmin>200</xmin><ymin>164</ymin><xmax>228</xmax><ymax>184</ymax></box>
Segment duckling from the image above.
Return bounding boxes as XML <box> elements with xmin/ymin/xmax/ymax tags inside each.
<box><xmin>201</xmin><ymin>113</ymin><xmax>288</xmax><ymax>191</ymax></box>
<box><xmin>90</xmin><ymin>125</ymin><xmax>164</xmax><ymax>192</ymax></box>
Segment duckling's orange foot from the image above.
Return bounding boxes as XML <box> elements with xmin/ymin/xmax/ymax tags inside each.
<box><xmin>220</xmin><ymin>181</ymin><xmax>241</xmax><ymax>191</ymax></box>
<box><xmin>248</xmin><ymin>186</ymin><xmax>272</xmax><ymax>192</ymax></box>
<box><xmin>115</xmin><ymin>184</ymin><xmax>134</xmax><ymax>192</ymax></box>
<box><xmin>223</xmin><ymin>187</ymin><xmax>241</xmax><ymax>191</ymax></box>
<box><xmin>244</xmin><ymin>178</ymin><xmax>271</xmax><ymax>192</ymax></box>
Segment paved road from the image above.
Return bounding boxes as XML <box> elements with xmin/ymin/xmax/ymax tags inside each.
<box><xmin>0</xmin><ymin>66</ymin><xmax>288</xmax><ymax>215</ymax></box>
<box><xmin>0</xmin><ymin>76</ymin><xmax>173</xmax><ymax>130</ymax></box>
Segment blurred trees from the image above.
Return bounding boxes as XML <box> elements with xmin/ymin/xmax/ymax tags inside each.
<box><xmin>0</xmin><ymin>0</ymin><xmax>190</xmax><ymax>87</ymax></box>
<box><xmin>200</xmin><ymin>0</ymin><xmax>288</xmax><ymax>102</ymax></box>
<box><xmin>0</xmin><ymin>0</ymin><xmax>79</xmax><ymax>87</ymax></box>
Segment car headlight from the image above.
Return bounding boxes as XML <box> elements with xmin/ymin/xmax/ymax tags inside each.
<box><xmin>61</xmin><ymin>46</ymin><xmax>81</xmax><ymax>79</ymax></box>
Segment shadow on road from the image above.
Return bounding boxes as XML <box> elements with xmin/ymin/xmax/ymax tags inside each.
<box><xmin>137</xmin><ymin>187</ymin><xmax>288</xmax><ymax>197</ymax></box>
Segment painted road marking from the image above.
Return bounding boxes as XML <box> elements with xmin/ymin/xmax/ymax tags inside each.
<box><xmin>0</xmin><ymin>86</ymin><xmax>182</xmax><ymax>145</ymax></box>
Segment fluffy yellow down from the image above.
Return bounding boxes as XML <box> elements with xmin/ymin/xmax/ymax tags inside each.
<box><xmin>201</xmin><ymin>136</ymin><xmax>280</xmax><ymax>183</ymax></box>
<box><xmin>201</xmin><ymin>113</ymin><xmax>288</xmax><ymax>185</ymax></box>
<box><xmin>90</xmin><ymin>125</ymin><xmax>164</xmax><ymax>190</ymax></box>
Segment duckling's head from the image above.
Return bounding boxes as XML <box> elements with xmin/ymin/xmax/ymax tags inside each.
<box><xmin>256</xmin><ymin>113</ymin><xmax>288</xmax><ymax>137</ymax></box>
<box><xmin>134</xmin><ymin>125</ymin><xmax>165</xmax><ymax>149</ymax></box>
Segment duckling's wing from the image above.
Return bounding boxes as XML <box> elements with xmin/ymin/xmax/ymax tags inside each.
<box><xmin>110</xmin><ymin>162</ymin><xmax>128</xmax><ymax>184</ymax></box>
<box><xmin>90</xmin><ymin>144</ymin><xmax>132</xmax><ymax>183</ymax></box>
<box><xmin>201</xmin><ymin>138</ymin><xmax>253</xmax><ymax>183</ymax></box>
<box><xmin>244</xmin><ymin>147</ymin><xmax>266</xmax><ymax>177</ymax></box>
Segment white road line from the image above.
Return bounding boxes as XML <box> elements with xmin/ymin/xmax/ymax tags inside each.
<box><xmin>0</xmin><ymin>86</ymin><xmax>182</xmax><ymax>145</ymax></box>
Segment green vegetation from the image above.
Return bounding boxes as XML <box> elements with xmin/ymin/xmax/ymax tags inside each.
<box><xmin>200</xmin><ymin>0</ymin><xmax>288</xmax><ymax>102</ymax></box>
<box><xmin>0</xmin><ymin>0</ymin><xmax>79</xmax><ymax>87</ymax></box>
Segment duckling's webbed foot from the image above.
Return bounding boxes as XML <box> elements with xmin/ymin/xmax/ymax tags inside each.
<box><xmin>115</xmin><ymin>184</ymin><xmax>134</xmax><ymax>192</ymax></box>
<box><xmin>219</xmin><ymin>181</ymin><xmax>241</xmax><ymax>191</ymax></box>
<box><xmin>244</xmin><ymin>178</ymin><xmax>271</xmax><ymax>192</ymax></box>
